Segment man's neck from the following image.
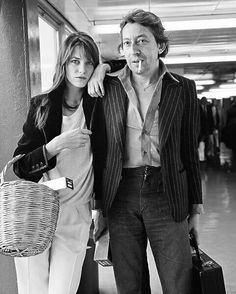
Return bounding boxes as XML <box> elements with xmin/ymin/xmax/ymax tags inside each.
<box><xmin>131</xmin><ymin>66</ymin><xmax>160</xmax><ymax>88</ymax></box>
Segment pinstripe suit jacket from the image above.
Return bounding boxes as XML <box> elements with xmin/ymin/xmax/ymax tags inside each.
<box><xmin>101</xmin><ymin>72</ymin><xmax>202</xmax><ymax>222</ymax></box>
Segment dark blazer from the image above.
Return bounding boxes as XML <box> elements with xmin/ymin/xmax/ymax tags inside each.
<box><xmin>101</xmin><ymin>73</ymin><xmax>202</xmax><ymax>221</ymax></box>
<box><xmin>13</xmin><ymin>83</ymin><xmax>106</xmax><ymax>202</ymax></box>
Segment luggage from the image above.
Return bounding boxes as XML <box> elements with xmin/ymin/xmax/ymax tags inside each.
<box><xmin>190</xmin><ymin>233</ymin><xmax>226</xmax><ymax>294</ymax></box>
<box><xmin>94</xmin><ymin>231</ymin><xmax>112</xmax><ymax>266</ymax></box>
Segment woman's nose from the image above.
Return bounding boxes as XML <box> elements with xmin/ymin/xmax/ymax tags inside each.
<box><xmin>78</xmin><ymin>63</ymin><xmax>86</xmax><ymax>74</ymax></box>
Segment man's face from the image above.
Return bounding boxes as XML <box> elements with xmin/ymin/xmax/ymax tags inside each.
<box><xmin>121</xmin><ymin>22</ymin><xmax>161</xmax><ymax>76</ymax></box>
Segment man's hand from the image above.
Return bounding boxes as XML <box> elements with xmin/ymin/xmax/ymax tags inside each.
<box><xmin>92</xmin><ymin>209</ymin><xmax>108</xmax><ymax>242</ymax></box>
<box><xmin>188</xmin><ymin>213</ymin><xmax>200</xmax><ymax>245</ymax></box>
<box><xmin>88</xmin><ymin>64</ymin><xmax>111</xmax><ymax>97</ymax></box>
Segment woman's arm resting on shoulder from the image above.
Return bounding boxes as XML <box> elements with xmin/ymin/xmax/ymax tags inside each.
<box><xmin>88</xmin><ymin>63</ymin><xmax>111</xmax><ymax>98</ymax></box>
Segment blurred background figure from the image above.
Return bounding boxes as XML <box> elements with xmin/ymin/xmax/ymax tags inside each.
<box><xmin>221</xmin><ymin>98</ymin><xmax>236</xmax><ymax>172</ymax></box>
<box><xmin>206</xmin><ymin>99</ymin><xmax>220</xmax><ymax>159</ymax></box>
<box><xmin>198</xmin><ymin>96</ymin><xmax>210</xmax><ymax>162</ymax></box>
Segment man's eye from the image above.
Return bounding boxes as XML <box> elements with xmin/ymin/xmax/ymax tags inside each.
<box><xmin>123</xmin><ymin>41</ymin><xmax>130</xmax><ymax>47</ymax></box>
<box><xmin>137</xmin><ymin>39</ymin><xmax>147</xmax><ymax>44</ymax></box>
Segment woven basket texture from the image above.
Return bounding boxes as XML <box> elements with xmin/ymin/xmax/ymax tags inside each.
<box><xmin>0</xmin><ymin>156</ymin><xmax>59</xmax><ymax>257</ymax></box>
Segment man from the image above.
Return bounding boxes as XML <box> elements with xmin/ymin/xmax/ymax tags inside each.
<box><xmin>90</xmin><ymin>9</ymin><xmax>203</xmax><ymax>294</ymax></box>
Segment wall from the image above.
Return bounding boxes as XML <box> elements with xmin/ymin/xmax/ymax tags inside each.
<box><xmin>0</xmin><ymin>0</ymin><xmax>39</xmax><ymax>293</ymax></box>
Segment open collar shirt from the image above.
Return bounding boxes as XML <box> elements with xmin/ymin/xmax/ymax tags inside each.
<box><xmin>118</xmin><ymin>60</ymin><xmax>178</xmax><ymax>168</ymax></box>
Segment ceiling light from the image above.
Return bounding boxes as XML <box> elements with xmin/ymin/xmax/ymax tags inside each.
<box><xmin>209</xmin><ymin>88</ymin><xmax>236</xmax><ymax>93</ymax></box>
<box><xmin>93</xmin><ymin>18</ymin><xmax>236</xmax><ymax>34</ymax></box>
<box><xmin>219</xmin><ymin>83</ymin><xmax>236</xmax><ymax>89</ymax></box>
<box><xmin>93</xmin><ymin>24</ymin><xmax>120</xmax><ymax>34</ymax></box>
<box><xmin>195</xmin><ymin>80</ymin><xmax>215</xmax><ymax>86</ymax></box>
<box><xmin>163</xmin><ymin>55</ymin><xmax>236</xmax><ymax>64</ymax></box>
<box><xmin>184</xmin><ymin>74</ymin><xmax>213</xmax><ymax>80</ymax></box>
<box><xmin>164</xmin><ymin>18</ymin><xmax>236</xmax><ymax>31</ymax></box>
<box><xmin>200</xmin><ymin>90</ymin><xmax>236</xmax><ymax>99</ymax></box>
<box><xmin>196</xmin><ymin>85</ymin><xmax>204</xmax><ymax>90</ymax></box>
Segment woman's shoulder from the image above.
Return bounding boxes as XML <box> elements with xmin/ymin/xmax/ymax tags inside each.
<box><xmin>30</xmin><ymin>93</ymin><xmax>48</xmax><ymax>107</ymax></box>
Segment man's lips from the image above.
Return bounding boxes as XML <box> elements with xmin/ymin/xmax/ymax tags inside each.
<box><xmin>132</xmin><ymin>59</ymin><xmax>143</xmax><ymax>64</ymax></box>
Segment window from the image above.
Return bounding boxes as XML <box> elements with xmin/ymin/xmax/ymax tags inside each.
<box><xmin>38</xmin><ymin>15</ymin><xmax>59</xmax><ymax>91</ymax></box>
<box><xmin>38</xmin><ymin>1</ymin><xmax>75</xmax><ymax>92</ymax></box>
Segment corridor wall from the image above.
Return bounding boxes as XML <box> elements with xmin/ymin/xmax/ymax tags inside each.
<box><xmin>0</xmin><ymin>0</ymin><xmax>40</xmax><ymax>293</ymax></box>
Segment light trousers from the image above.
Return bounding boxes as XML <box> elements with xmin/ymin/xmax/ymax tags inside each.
<box><xmin>14</xmin><ymin>202</ymin><xmax>91</xmax><ymax>294</ymax></box>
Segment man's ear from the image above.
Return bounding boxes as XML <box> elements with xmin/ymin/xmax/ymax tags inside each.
<box><xmin>118</xmin><ymin>43</ymin><xmax>124</xmax><ymax>57</ymax></box>
<box><xmin>158</xmin><ymin>43</ymin><xmax>166</xmax><ymax>55</ymax></box>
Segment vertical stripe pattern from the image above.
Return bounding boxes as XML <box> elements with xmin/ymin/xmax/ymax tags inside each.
<box><xmin>102</xmin><ymin>74</ymin><xmax>202</xmax><ymax>221</ymax></box>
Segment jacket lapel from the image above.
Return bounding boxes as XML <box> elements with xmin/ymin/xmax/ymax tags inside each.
<box><xmin>82</xmin><ymin>92</ymin><xmax>95</xmax><ymax>129</ymax></box>
<box><xmin>159</xmin><ymin>76</ymin><xmax>182</xmax><ymax>149</ymax></box>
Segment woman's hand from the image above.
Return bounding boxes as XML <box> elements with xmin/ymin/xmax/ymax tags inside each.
<box><xmin>45</xmin><ymin>128</ymin><xmax>92</xmax><ymax>159</ymax></box>
<box><xmin>88</xmin><ymin>63</ymin><xmax>111</xmax><ymax>97</ymax></box>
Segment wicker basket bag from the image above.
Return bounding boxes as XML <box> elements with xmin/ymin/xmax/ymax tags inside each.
<box><xmin>0</xmin><ymin>155</ymin><xmax>60</xmax><ymax>257</ymax></box>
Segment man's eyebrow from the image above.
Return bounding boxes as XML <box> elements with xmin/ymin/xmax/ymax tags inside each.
<box><xmin>136</xmin><ymin>34</ymin><xmax>148</xmax><ymax>38</ymax></box>
<box><xmin>123</xmin><ymin>34</ymin><xmax>148</xmax><ymax>40</ymax></box>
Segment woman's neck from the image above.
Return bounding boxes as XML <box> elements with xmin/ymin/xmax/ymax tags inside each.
<box><xmin>63</xmin><ymin>86</ymin><xmax>84</xmax><ymax>109</ymax></box>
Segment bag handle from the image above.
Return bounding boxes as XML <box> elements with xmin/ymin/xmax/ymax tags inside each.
<box><xmin>0</xmin><ymin>154</ymin><xmax>25</xmax><ymax>185</ymax></box>
<box><xmin>189</xmin><ymin>231</ymin><xmax>202</xmax><ymax>267</ymax></box>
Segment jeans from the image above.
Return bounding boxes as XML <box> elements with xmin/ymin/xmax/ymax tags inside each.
<box><xmin>108</xmin><ymin>166</ymin><xmax>192</xmax><ymax>294</ymax></box>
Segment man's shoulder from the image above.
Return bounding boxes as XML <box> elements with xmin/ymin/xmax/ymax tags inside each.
<box><xmin>104</xmin><ymin>74</ymin><xmax>122</xmax><ymax>87</ymax></box>
<box><xmin>168</xmin><ymin>72</ymin><xmax>193</xmax><ymax>84</ymax></box>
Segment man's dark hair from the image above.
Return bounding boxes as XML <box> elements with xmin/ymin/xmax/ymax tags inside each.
<box><xmin>120</xmin><ymin>9</ymin><xmax>169</xmax><ymax>58</ymax></box>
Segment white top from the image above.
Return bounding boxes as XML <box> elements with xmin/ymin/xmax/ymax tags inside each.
<box><xmin>47</xmin><ymin>101</ymin><xmax>94</xmax><ymax>207</ymax></box>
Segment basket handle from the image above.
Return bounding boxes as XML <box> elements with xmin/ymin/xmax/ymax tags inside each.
<box><xmin>0</xmin><ymin>154</ymin><xmax>25</xmax><ymax>185</ymax></box>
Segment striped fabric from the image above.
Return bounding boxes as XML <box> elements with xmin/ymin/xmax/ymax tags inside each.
<box><xmin>102</xmin><ymin>73</ymin><xmax>202</xmax><ymax>222</ymax></box>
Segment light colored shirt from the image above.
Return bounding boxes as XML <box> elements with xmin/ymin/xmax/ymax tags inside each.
<box><xmin>118</xmin><ymin>62</ymin><xmax>204</xmax><ymax>214</ymax></box>
<box><xmin>118</xmin><ymin>61</ymin><xmax>175</xmax><ymax>168</ymax></box>
<box><xmin>47</xmin><ymin>101</ymin><xmax>94</xmax><ymax>207</ymax></box>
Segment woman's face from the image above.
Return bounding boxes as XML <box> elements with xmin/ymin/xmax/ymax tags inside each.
<box><xmin>65</xmin><ymin>45</ymin><xmax>94</xmax><ymax>88</ymax></box>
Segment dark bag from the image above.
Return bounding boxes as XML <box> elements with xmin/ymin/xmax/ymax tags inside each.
<box><xmin>190</xmin><ymin>233</ymin><xmax>226</xmax><ymax>294</ymax></box>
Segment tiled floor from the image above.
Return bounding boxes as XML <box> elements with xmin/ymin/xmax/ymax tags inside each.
<box><xmin>98</xmin><ymin>160</ymin><xmax>236</xmax><ymax>294</ymax></box>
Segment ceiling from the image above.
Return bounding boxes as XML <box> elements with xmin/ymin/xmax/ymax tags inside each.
<box><xmin>48</xmin><ymin>0</ymin><xmax>236</xmax><ymax>98</ymax></box>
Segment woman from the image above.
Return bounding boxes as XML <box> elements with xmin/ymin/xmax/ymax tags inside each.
<box><xmin>13</xmin><ymin>32</ymin><xmax>106</xmax><ymax>294</ymax></box>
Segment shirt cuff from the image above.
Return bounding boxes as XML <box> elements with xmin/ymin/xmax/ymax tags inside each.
<box><xmin>191</xmin><ymin>204</ymin><xmax>204</xmax><ymax>215</ymax></box>
<box><xmin>91</xmin><ymin>199</ymin><xmax>102</xmax><ymax>210</ymax></box>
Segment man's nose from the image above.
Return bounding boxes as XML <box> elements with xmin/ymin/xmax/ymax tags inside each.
<box><xmin>130</xmin><ymin>43</ymin><xmax>141</xmax><ymax>55</ymax></box>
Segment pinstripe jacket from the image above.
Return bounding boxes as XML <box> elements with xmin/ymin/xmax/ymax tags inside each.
<box><xmin>101</xmin><ymin>72</ymin><xmax>202</xmax><ymax>222</ymax></box>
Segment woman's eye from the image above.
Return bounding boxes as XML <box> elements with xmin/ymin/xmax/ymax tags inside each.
<box><xmin>71</xmin><ymin>59</ymin><xmax>79</xmax><ymax>64</ymax></box>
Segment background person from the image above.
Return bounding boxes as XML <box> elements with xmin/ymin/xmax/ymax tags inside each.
<box><xmin>222</xmin><ymin>99</ymin><xmax>236</xmax><ymax>171</ymax></box>
<box><xmin>13</xmin><ymin>32</ymin><xmax>106</xmax><ymax>294</ymax></box>
<box><xmin>90</xmin><ymin>9</ymin><xmax>203</xmax><ymax>294</ymax></box>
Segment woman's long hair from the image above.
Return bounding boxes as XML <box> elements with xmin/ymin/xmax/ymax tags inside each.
<box><xmin>35</xmin><ymin>32</ymin><xmax>100</xmax><ymax>129</ymax></box>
